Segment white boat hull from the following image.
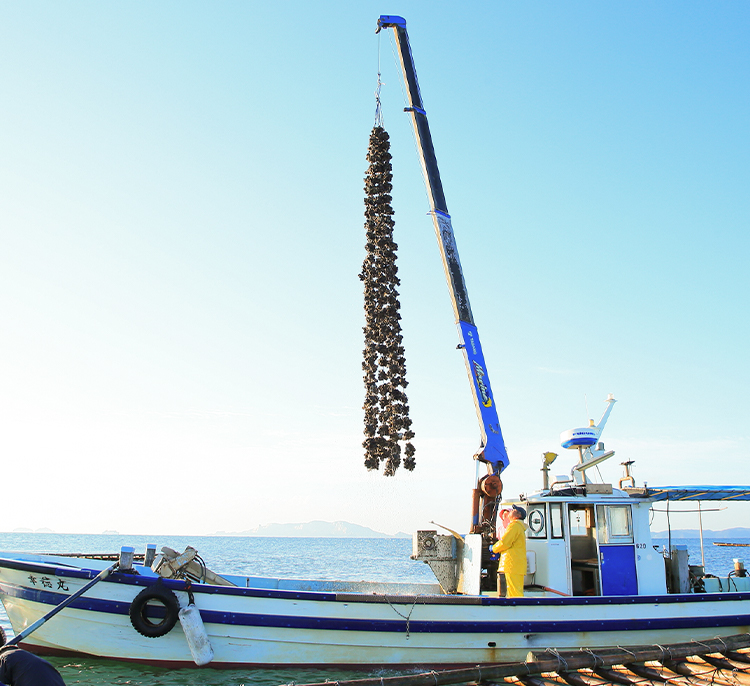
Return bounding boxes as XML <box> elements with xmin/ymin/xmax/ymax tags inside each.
<box><xmin>1</xmin><ymin>554</ymin><xmax>749</xmax><ymax>668</ymax></box>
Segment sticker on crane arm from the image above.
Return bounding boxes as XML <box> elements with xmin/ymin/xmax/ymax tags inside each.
<box><xmin>472</xmin><ymin>361</ymin><xmax>493</xmax><ymax>408</ymax></box>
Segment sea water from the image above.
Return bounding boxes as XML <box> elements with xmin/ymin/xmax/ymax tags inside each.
<box><xmin>0</xmin><ymin>532</ymin><xmax>747</xmax><ymax>685</ymax></box>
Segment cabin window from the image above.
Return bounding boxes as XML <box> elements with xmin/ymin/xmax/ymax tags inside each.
<box><xmin>527</xmin><ymin>505</ymin><xmax>547</xmax><ymax>538</ymax></box>
<box><xmin>550</xmin><ymin>503</ymin><xmax>564</xmax><ymax>539</ymax></box>
<box><xmin>596</xmin><ymin>505</ymin><xmax>633</xmax><ymax>544</ymax></box>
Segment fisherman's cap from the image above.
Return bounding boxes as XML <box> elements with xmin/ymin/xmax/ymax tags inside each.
<box><xmin>511</xmin><ymin>504</ymin><xmax>527</xmax><ymax>520</ymax></box>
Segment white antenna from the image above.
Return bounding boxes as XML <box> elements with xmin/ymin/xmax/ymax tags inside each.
<box><xmin>560</xmin><ymin>395</ymin><xmax>618</xmax><ymax>485</ymax></box>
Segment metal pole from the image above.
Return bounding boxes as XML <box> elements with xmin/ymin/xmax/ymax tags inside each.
<box><xmin>699</xmin><ymin>501</ymin><xmax>705</xmax><ymax>568</ymax></box>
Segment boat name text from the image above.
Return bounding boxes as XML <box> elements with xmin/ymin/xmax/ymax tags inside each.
<box><xmin>472</xmin><ymin>361</ymin><xmax>492</xmax><ymax>408</ymax></box>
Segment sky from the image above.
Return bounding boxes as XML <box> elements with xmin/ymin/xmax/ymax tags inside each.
<box><xmin>1</xmin><ymin>2</ymin><xmax>748</xmax><ymax>536</ymax></box>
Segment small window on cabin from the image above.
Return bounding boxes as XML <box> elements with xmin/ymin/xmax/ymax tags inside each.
<box><xmin>527</xmin><ymin>505</ymin><xmax>547</xmax><ymax>539</ymax></box>
<box><xmin>609</xmin><ymin>506</ymin><xmax>631</xmax><ymax>537</ymax></box>
<box><xmin>596</xmin><ymin>505</ymin><xmax>633</xmax><ymax>544</ymax></box>
<box><xmin>550</xmin><ymin>503</ymin><xmax>564</xmax><ymax>539</ymax></box>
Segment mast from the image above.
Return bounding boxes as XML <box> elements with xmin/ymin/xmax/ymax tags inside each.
<box><xmin>376</xmin><ymin>16</ymin><xmax>509</xmax><ymax>476</ymax></box>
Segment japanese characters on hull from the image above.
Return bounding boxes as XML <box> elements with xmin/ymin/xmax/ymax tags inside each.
<box><xmin>26</xmin><ymin>574</ymin><xmax>69</xmax><ymax>592</ymax></box>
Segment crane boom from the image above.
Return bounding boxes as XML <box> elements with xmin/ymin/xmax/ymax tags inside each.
<box><xmin>377</xmin><ymin>15</ymin><xmax>509</xmax><ymax>474</ymax></box>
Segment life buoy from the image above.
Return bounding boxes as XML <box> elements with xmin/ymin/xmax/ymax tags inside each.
<box><xmin>129</xmin><ymin>584</ymin><xmax>180</xmax><ymax>638</ymax></box>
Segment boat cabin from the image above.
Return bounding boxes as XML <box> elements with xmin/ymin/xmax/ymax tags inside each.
<box><xmin>413</xmin><ymin>397</ymin><xmax>750</xmax><ymax>598</ymax></box>
<box><xmin>414</xmin><ymin>481</ymin><xmax>750</xmax><ymax>598</ymax></box>
<box><xmin>518</xmin><ymin>485</ymin><xmax>666</xmax><ymax>597</ymax></box>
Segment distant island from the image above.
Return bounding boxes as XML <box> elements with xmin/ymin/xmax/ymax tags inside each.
<box><xmin>215</xmin><ymin>520</ymin><xmax>410</xmax><ymax>538</ymax></box>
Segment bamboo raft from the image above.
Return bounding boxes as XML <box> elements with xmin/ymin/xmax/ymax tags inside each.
<box><xmin>291</xmin><ymin>634</ymin><xmax>750</xmax><ymax>686</ymax></box>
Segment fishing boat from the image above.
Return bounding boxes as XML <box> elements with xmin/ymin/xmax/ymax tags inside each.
<box><xmin>0</xmin><ymin>15</ymin><xmax>748</xmax><ymax>670</ymax></box>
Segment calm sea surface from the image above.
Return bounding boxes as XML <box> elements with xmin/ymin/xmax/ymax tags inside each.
<box><xmin>0</xmin><ymin>532</ymin><xmax>747</xmax><ymax>685</ymax></box>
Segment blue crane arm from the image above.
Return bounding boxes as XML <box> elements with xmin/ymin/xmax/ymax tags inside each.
<box><xmin>377</xmin><ymin>16</ymin><xmax>509</xmax><ymax>474</ymax></box>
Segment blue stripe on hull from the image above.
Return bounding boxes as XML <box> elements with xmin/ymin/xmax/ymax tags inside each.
<box><xmin>4</xmin><ymin>558</ymin><xmax>750</xmax><ymax>608</ymax></box>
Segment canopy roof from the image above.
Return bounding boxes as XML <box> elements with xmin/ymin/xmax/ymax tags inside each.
<box><xmin>626</xmin><ymin>485</ymin><xmax>750</xmax><ymax>502</ymax></box>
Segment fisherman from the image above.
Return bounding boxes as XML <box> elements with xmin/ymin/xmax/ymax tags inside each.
<box><xmin>0</xmin><ymin>644</ymin><xmax>66</xmax><ymax>685</ymax></box>
<box><xmin>491</xmin><ymin>504</ymin><xmax>528</xmax><ymax>598</ymax></box>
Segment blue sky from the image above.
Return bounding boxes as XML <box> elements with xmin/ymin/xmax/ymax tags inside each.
<box><xmin>1</xmin><ymin>2</ymin><xmax>748</xmax><ymax>535</ymax></box>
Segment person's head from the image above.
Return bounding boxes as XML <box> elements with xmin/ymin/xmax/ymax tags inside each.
<box><xmin>510</xmin><ymin>505</ymin><xmax>527</xmax><ymax>521</ymax></box>
<box><xmin>499</xmin><ymin>508</ymin><xmax>511</xmax><ymax>525</ymax></box>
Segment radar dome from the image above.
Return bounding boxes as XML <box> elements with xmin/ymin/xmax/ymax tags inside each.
<box><xmin>560</xmin><ymin>427</ymin><xmax>598</xmax><ymax>450</ymax></box>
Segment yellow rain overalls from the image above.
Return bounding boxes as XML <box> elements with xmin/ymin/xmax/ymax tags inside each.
<box><xmin>491</xmin><ymin>519</ymin><xmax>527</xmax><ymax>598</ymax></box>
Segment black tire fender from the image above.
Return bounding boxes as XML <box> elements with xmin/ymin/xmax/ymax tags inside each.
<box><xmin>129</xmin><ymin>584</ymin><xmax>180</xmax><ymax>638</ymax></box>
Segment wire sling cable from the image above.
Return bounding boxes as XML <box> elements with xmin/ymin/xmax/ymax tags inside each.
<box><xmin>374</xmin><ymin>71</ymin><xmax>384</xmax><ymax>128</ymax></box>
<box><xmin>375</xmin><ymin>32</ymin><xmax>384</xmax><ymax>127</ymax></box>
<box><xmin>545</xmin><ymin>648</ymin><xmax>569</xmax><ymax>673</ymax></box>
<box><xmin>581</xmin><ymin>648</ymin><xmax>604</xmax><ymax>668</ymax></box>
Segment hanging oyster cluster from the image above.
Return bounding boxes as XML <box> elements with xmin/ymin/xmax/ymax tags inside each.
<box><xmin>360</xmin><ymin>125</ymin><xmax>415</xmax><ymax>476</ymax></box>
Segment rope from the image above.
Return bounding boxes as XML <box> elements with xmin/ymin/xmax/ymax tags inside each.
<box><xmin>691</xmin><ymin>639</ymin><xmax>714</xmax><ymax>653</ymax></box>
<box><xmin>374</xmin><ymin>71</ymin><xmax>384</xmax><ymax>127</ymax></box>
<box><xmin>184</xmin><ymin>579</ymin><xmax>195</xmax><ymax>606</ymax></box>
<box><xmin>582</xmin><ymin>648</ymin><xmax>604</xmax><ymax>668</ymax></box>
<box><xmin>194</xmin><ymin>553</ymin><xmax>207</xmax><ymax>583</ymax></box>
<box><xmin>714</xmin><ymin>636</ymin><xmax>729</xmax><ymax>653</ymax></box>
<box><xmin>655</xmin><ymin>644</ymin><xmax>674</xmax><ymax>661</ymax></box>
<box><xmin>545</xmin><ymin>647</ymin><xmax>569</xmax><ymax>672</ymax></box>
<box><xmin>429</xmin><ymin>670</ymin><xmax>439</xmax><ymax>686</ymax></box>
<box><xmin>382</xmin><ymin>595</ymin><xmax>422</xmax><ymax>638</ymax></box>
<box><xmin>617</xmin><ymin>646</ymin><xmax>637</xmax><ymax>661</ymax></box>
